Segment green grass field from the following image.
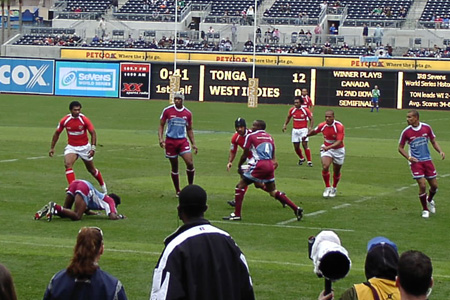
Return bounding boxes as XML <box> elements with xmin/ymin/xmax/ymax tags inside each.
<box><xmin>1</xmin><ymin>94</ymin><xmax>449</xmax><ymax>299</ymax></box>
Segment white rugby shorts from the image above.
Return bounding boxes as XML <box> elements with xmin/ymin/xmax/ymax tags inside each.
<box><xmin>64</xmin><ymin>144</ymin><xmax>93</xmax><ymax>161</ymax></box>
<box><xmin>320</xmin><ymin>144</ymin><xmax>345</xmax><ymax>165</ymax></box>
<box><xmin>292</xmin><ymin>128</ymin><xmax>309</xmax><ymax>143</ymax></box>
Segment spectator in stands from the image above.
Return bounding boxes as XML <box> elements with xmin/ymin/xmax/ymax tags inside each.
<box><xmin>398</xmin><ymin>6</ymin><xmax>407</xmax><ymax>18</ymax></box>
<box><xmin>272</xmin><ymin>28</ymin><xmax>280</xmax><ymax>44</ymax></box>
<box><xmin>295</xmin><ymin>12</ymin><xmax>304</xmax><ymax>25</ymax></box>
<box><xmin>341</xmin><ymin>41</ymin><xmax>349</xmax><ymax>50</ymax></box>
<box><xmin>320</xmin><ymin>1</ymin><xmax>328</xmax><ymax>11</ymax></box>
<box><xmin>323</xmin><ymin>41</ymin><xmax>332</xmax><ymax>54</ymax></box>
<box><xmin>384</xmin><ymin>6</ymin><xmax>392</xmax><ymax>17</ymax></box>
<box><xmin>264</xmin><ymin>27</ymin><xmax>272</xmax><ymax>43</ymax></box>
<box><xmin>126</xmin><ymin>34</ymin><xmax>134</xmax><ymax>44</ymax></box>
<box><xmin>362</xmin><ymin>23</ymin><xmax>369</xmax><ymax>44</ymax></box>
<box><xmin>314</xmin><ymin>24</ymin><xmax>322</xmax><ymax>44</ymax></box>
<box><xmin>224</xmin><ymin>37</ymin><xmax>233</xmax><ymax>51</ymax></box>
<box><xmin>435</xmin><ymin>15</ymin><xmax>443</xmax><ymax>29</ymax></box>
<box><xmin>179</xmin><ymin>0</ymin><xmax>185</xmax><ymax>9</ymax></box>
<box><xmin>299</xmin><ymin>29</ymin><xmax>305</xmax><ymax>35</ymax></box>
<box><xmin>240</xmin><ymin>10</ymin><xmax>247</xmax><ymax>25</ymax></box>
<box><xmin>112</xmin><ymin>0</ymin><xmax>118</xmax><ymax>13</ymax></box>
<box><xmin>305</xmin><ymin>30</ymin><xmax>312</xmax><ymax>42</ymax></box>
<box><xmin>0</xmin><ymin>263</ymin><xmax>17</xmax><ymax>300</ymax></box>
<box><xmin>443</xmin><ymin>15</ymin><xmax>450</xmax><ymax>28</ymax></box>
<box><xmin>329</xmin><ymin>23</ymin><xmax>338</xmax><ymax>35</ymax></box>
<box><xmin>281</xmin><ymin>3</ymin><xmax>291</xmax><ymax>13</ymax></box>
<box><xmin>247</xmin><ymin>6</ymin><xmax>254</xmax><ymax>26</ymax></box>
<box><xmin>397</xmin><ymin>251</ymin><xmax>433</xmax><ymax>300</ymax></box>
<box><xmin>207</xmin><ymin>26</ymin><xmax>214</xmax><ymax>41</ymax></box>
<box><xmin>244</xmin><ymin>38</ymin><xmax>254</xmax><ymax>48</ymax></box>
<box><xmin>371</xmin><ymin>6</ymin><xmax>382</xmax><ymax>15</ymax></box>
<box><xmin>373</xmin><ymin>24</ymin><xmax>383</xmax><ymax>46</ymax></box>
<box><xmin>386</xmin><ymin>44</ymin><xmax>393</xmax><ymax>57</ymax></box>
<box><xmin>143</xmin><ymin>0</ymin><xmax>150</xmax><ymax>11</ymax></box>
<box><xmin>263</xmin><ymin>9</ymin><xmax>270</xmax><ymax>17</ymax></box>
<box><xmin>334</xmin><ymin>0</ymin><xmax>341</xmax><ymax>7</ymax></box>
<box><xmin>98</xmin><ymin>17</ymin><xmax>106</xmax><ymax>38</ymax></box>
<box><xmin>256</xmin><ymin>26</ymin><xmax>262</xmax><ymax>43</ymax></box>
<box><xmin>74</xmin><ymin>6</ymin><xmax>82</xmax><ymax>13</ymax></box>
<box><xmin>148</xmin><ymin>39</ymin><xmax>158</xmax><ymax>49</ymax></box>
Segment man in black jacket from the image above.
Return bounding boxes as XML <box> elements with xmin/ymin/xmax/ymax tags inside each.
<box><xmin>150</xmin><ymin>185</ymin><xmax>255</xmax><ymax>300</ymax></box>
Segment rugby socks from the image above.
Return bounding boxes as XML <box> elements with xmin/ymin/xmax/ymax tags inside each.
<box><xmin>234</xmin><ymin>187</ymin><xmax>246</xmax><ymax>217</ymax></box>
<box><xmin>171</xmin><ymin>171</ymin><xmax>180</xmax><ymax>194</ymax></box>
<box><xmin>305</xmin><ymin>148</ymin><xmax>312</xmax><ymax>162</ymax></box>
<box><xmin>333</xmin><ymin>173</ymin><xmax>341</xmax><ymax>188</ymax></box>
<box><xmin>295</xmin><ymin>148</ymin><xmax>304</xmax><ymax>159</ymax></box>
<box><xmin>186</xmin><ymin>168</ymin><xmax>195</xmax><ymax>185</ymax></box>
<box><xmin>428</xmin><ymin>189</ymin><xmax>437</xmax><ymax>202</ymax></box>
<box><xmin>93</xmin><ymin>169</ymin><xmax>105</xmax><ymax>186</ymax></box>
<box><xmin>275</xmin><ymin>191</ymin><xmax>297</xmax><ymax>210</ymax></box>
<box><xmin>65</xmin><ymin>168</ymin><xmax>75</xmax><ymax>184</ymax></box>
<box><xmin>322</xmin><ymin>170</ymin><xmax>331</xmax><ymax>187</ymax></box>
<box><xmin>54</xmin><ymin>204</ymin><xmax>63</xmax><ymax>214</ymax></box>
<box><xmin>419</xmin><ymin>193</ymin><xmax>428</xmax><ymax>211</ymax></box>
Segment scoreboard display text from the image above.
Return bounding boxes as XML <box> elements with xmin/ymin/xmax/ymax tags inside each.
<box><xmin>316</xmin><ymin>69</ymin><xmax>397</xmax><ymax>108</ymax></box>
<box><xmin>403</xmin><ymin>72</ymin><xmax>450</xmax><ymax>110</ymax></box>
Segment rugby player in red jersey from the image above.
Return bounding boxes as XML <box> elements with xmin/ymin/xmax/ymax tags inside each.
<box><xmin>49</xmin><ymin>101</ymin><xmax>107</xmax><ymax>193</ymax></box>
<box><xmin>282</xmin><ymin>97</ymin><xmax>314</xmax><ymax>166</ymax></box>
<box><xmin>158</xmin><ymin>92</ymin><xmax>198</xmax><ymax>196</ymax></box>
<box><xmin>301</xmin><ymin>88</ymin><xmax>314</xmax><ymax>111</ymax></box>
<box><xmin>305</xmin><ymin>110</ymin><xmax>345</xmax><ymax>198</ymax></box>
<box><xmin>223</xmin><ymin>120</ymin><xmax>303</xmax><ymax>221</ymax></box>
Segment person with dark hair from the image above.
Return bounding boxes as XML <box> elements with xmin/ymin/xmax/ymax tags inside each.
<box><xmin>158</xmin><ymin>92</ymin><xmax>198</xmax><ymax>197</ymax></box>
<box><xmin>223</xmin><ymin>120</ymin><xmax>303</xmax><ymax>221</ymax></box>
<box><xmin>0</xmin><ymin>264</ymin><xmax>17</xmax><ymax>300</ymax></box>
<box><xmin>318</xmin><ymin>237</ymin><xmax>400</xmax><ymax>300</ymax></box>
<box><xmin>49</xmin><ymin>101</ymin><xmax>107</xmax><ymax>193</ymax></box>
<box><xmin>43</xmin><ymin>227</ymin><xmax>127</xmax><ymax>299</ymax></box>
<box><xmin>34</xmin><ymin>180</ymin><xmax>125</xmax><ymax>221</ymax></box>
<box><xmin>398</xmin><ymin>109</ymin><xmax>445</xmax><ymax>218</ymax></box>
<box><xmin>282</xmin><ymin>97</ymin><xmax>314</xmax><ymax>167</ymax></box>
<box><xmin>306</xmin><ymin>110</ymin><xmax>345</xmax><ymax>198</ymax></box>
<box><xmin>397</xmin><ymin>250</ymin><xmax>433</xmax><ymax>299</ymax></box>
<box><xmin>150</xmin><ymin>185</ymin><xmax>255</xmax><ymax>300</ymax></box>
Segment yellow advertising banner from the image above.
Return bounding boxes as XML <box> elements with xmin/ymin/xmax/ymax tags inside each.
<box><xmin>145</xmin><ymin>52</ymin><xmax>189</xmax><ymax>62</ymax></box>
<box><xmin>61</xmin><ymin>49</ymin><xmax>147</xmax><ymax>61</ymax></box>
<box><xmin>278</xmin><ymin>56</ymin><xmax>323</xmax><ymax>67</ymax></box>
<box><xmin>323</xmin><ymin>57</ymin><xmax>416</xmax><ymax>70</ymax></box>
<box><xmin>415</xmin><ymin>60</ymin><xmax>450</xmax><ymax>71</ymax></box>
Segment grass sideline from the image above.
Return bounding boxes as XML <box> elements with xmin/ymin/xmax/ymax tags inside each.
<box><xmin>0</xmin><ymin>94</ymin><xmax>449</xmax><ymax>299</ymax></box>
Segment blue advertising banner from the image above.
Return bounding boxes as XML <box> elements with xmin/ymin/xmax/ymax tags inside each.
<box><xmin>55</xmin><ymin>61</ymin><xmax>119</xmax><ymax>97</ymax></box>
<box><xmin>0</xmin><ymin>58</ymin><xmax>54</xmax><ymax>94</ymax></box>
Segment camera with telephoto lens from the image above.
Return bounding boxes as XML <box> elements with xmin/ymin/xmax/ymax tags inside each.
<box><xmin>308</xmin><ymin>230</ymin><xmax>351</xmax><ymax>293</ymax></box>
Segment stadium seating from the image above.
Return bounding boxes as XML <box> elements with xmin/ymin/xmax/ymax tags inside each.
<box><xmin>419</xmin><ymin>0</ymin><xmax>450</xmax><ymax>28</ymax></box>
<box><xmin>55</xmin><ymin>0</ymin><xmax>111</xmax><ymax>18</ymax></box>
<box><xmin>13</xmin><ymin>29</ymin><xmax>81</xmax><ymax>46</ymax></box>
<box><xmin>264</xmin><ymin>0</ymin><xmax>412</xmax><ymax>26</ymax></box>
<box><xmin>243</xmin><ymin>43</ymin><xmax>368</xmax><ymax>55</ymax></box>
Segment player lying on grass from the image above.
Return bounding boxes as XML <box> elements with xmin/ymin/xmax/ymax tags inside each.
<box><xmin>35</xmin><ymin>180</ymin><xmax>126</xmax><ymax>221</ymax></box>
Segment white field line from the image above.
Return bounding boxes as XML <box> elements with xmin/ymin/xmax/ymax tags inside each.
<box><xmin>212</xmin><ymin>220</ymin><xmax>354</xmax><ymax>232</ymax></box>
<box><xmin>277</xmin><ymin>173</ymin><xmax>450</xmax><ymax>224</ymax></box>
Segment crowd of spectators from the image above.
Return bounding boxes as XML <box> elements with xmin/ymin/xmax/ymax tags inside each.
<box><xmin>14</xmin><ymin>34</ymin><xmax>81</xmax><ymax>46</ymax></box>
<box><xmin>403</xmin><ymin>44</ymin><xmax>450</xmax><ymax>58</ymax></box>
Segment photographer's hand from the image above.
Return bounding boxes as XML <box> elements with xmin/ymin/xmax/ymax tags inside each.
<box><xmin>318</xmin><ymin>290</ymin><xmax>334</xmax><ymax>300</ymax></box>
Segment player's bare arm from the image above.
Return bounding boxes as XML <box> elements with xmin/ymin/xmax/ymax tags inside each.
<box><xmin>322</xmin><ymin>139</ymin><xmax>343</xmax><ymax>151</ymax></box>
<box><xmin>430</xmin><ymin>138</ymin><xmax>445</xmax><ymax>160</ymax></box>
<box><xmin>49</xmin><ymin>131</ymin><xmax>61</xmax><ymax>157</ymax></box>
<box><xmin>186</xmin><ymin>124</ymin><xmax>198</xmax><ymax>154</ymax></box>
<box><xmin>308</xmin><ymin>115</ymin><xmax>315</xmax><ymax>131</ymax></box>
<box><xmin>158</xmin><ymin>119</ymin><xmax>166</xmax><ymax>148</ymax></box>
<box><xmin>88</xmin><ymin>129</ymin><xmax>97</xmax><ymax>158</ymax></box>
<box><xmin>398</xmin><ymin>144</ymin><xmax>418</xmax><ymax>163</ymax></box>
<box><xmin>227</xmin><ymin>149</ymin><xmax>237</xmax><ymax>171</ymax></box>
<box><xmin>282</xmin><ymin>115</ymin><xmax>292</xmax><ymax>132</ymax></box>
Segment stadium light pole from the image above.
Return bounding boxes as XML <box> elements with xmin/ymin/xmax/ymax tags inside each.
<box><xmin>174</xmin><ymin>0</ymin><xmax>178</xmax><ymax>72</ymax></box>
<box><xmin>252</xmin><ymin>0</ymin><xmax>257</xmax><ymax>79</ymax></box>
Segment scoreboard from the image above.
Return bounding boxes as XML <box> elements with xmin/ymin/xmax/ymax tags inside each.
<box><xmin>402</xmin><ymin>72</ymin><xmax>450</xmax><ymax>110</ymax></box>
<box><xmin>316</xmin><ymin>69</ymin><xmax>397</xmax><ymax>108</ymax></box>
